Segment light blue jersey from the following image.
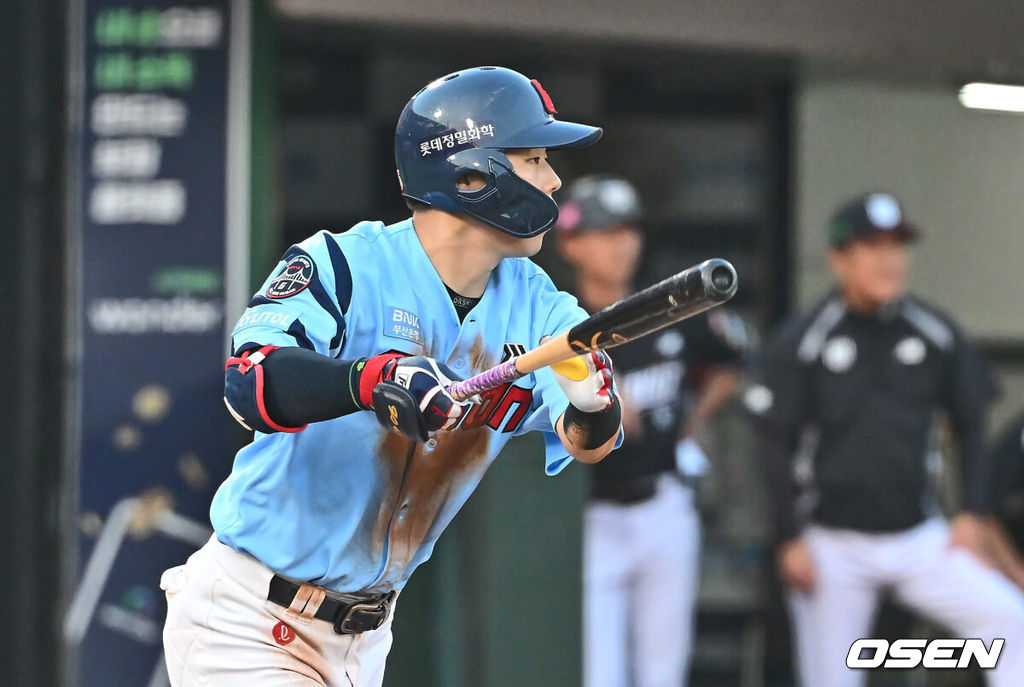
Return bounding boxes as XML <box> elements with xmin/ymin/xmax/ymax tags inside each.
<box><xmin>211</xmin><ymin>219</ymin><xmax>595</xmax><ymax>593</ymax></box>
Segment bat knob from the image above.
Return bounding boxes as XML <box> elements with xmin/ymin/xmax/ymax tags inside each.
<box><xmin>700</xmin><ymin>259</ymin><xmax>738</xmax><ymax>301</ymax></box>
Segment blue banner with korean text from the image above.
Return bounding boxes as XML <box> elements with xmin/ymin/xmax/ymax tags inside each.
<box><xmin>66</xmin><ymin>2</ymin><xmax>248</xmax><ymax>685</ymax></box>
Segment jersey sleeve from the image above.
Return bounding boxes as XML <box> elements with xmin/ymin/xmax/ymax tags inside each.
<box><xmin>744</xmin><ymin>318</ymin><xmax>810</xmax><ymax>541</ymax></box>
<box><xmin>231</xmin><ymin>231</ymin><xmax>353</xmax><ymax>358</ymax></box>
<box><xmin>941</xmin><ymin>322</ymin><xmax>999</xmax><ymax>418</ymax></box>
<box><xmin>513</xmin><ymin>270</ymin><xmax>623</xmax><ymax>476</ymax></box>
<box><xmin>990</xmin><ymin>413</ymin><xmax>1024</xmax><ymax>510</ymax></box>
<box><xmin>940</xmin><ymin>320</ymin><xmax>1000</xmax><ymax>513</ymax></box>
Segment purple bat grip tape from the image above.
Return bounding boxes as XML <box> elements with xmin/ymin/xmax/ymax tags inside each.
<box><xmin>448</xmin><ymin>358</ymin><xmax>524</xmax><ymax>400</ymax></box>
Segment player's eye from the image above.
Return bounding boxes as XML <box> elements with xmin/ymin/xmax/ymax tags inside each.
<box><xmin>527</xmin><ymin>156</ymin><xmax>543</xmax><ymax>164</ymax></box>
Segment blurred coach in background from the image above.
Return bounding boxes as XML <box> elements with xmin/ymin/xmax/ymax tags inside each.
<box><xmin>985</xmin><ymin>412</ymin><xmax>1024</xmax><ymax>587</ymax></box>
<box><xmin>558</xmin><ymin>176</ymin><xmax>749</xmax><ymax>687</ymax></box>
<box><xmin>746</xmin><ymin>192</ymin><xmax>1024</xmax><ymax>687</ymax></box>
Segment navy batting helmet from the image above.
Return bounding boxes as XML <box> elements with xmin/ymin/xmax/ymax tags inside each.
<box><xmin>395</xmin><ymin>66</ymin><xmax>603</xmax><ymax>238</ymax></box>
<box><xmin>555</xmin><ymin>175</ymin><xmax>642</xmax><ymax>234</ymax></box>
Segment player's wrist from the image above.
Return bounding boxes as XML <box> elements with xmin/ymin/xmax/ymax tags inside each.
<box><xmin>354</xmin><ymin>352</ymin><xmax>407</xmax><ymax>409</ymax></box>
<box><xmin>563</xmin><ymin>394</ymin><xmax>622</xmax><ymax>450</ymax></box>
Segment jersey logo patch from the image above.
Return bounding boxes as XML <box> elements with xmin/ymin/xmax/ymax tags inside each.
<box><xmin>894</xmin><ymin>336</ymin><xmax>926</xmax><ymax>365</ymax></box>
<box><xmin>267</xmin><ymin>255</ymin><xmax>314</xmax><ymax>299</ymax></box>
<box><xmin>272</xmin><ymin>621</ymin><xmax>295</xmax><ymax>646</ymax></box>
<box><xmin>384</xmin><ymin>307</ymin><xmax>424</xmax><ymax>345</ymax></box>
<box><xmin>822</xmin><ymin>336</ymin><xmax>857</xmax><ymax>373</ymax></box>
<box><xmin>502</xmin><ymin>343</ymin><xmax>527</xmax><ymax>362</ymax></box>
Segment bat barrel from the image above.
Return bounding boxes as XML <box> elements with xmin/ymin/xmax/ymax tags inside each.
<box><xmin>699</xmin><ymin>258</ymin><xmax>738</xmax><ymax>302</ymax></box>
<box><xmin>565</xmin><ymin>258</ymin><xmax>738</xmax><ymax>354</ymax></box>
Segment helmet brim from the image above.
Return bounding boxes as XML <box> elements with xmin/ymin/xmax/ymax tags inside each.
<box><xmin>500</xmin><ymin>120</ymin><xmax>603</xmax><ymax>151</ymax></box>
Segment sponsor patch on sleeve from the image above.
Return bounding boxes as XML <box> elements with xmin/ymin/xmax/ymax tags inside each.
<box><xmin>234</xmin><ymin>306</ymin><xmax>297</xmax><ymax>331</ymax></box>
<box><xmin>266</xmin><ymin>255</ymin><xmax>314</xmax><ymax>299</ymax></box>
<box><xmin>384</xmin><ymin>307</ymin><xmax>424</xmax><ymax>344</ymax></box>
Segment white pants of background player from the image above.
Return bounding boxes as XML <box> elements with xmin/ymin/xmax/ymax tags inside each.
<box><xmin>789</xmin><ymin>517</ymin><xmax>1024</xmax><ymax>687</ymax></box>
<box><xmin>161</xmin><ymin>537</ymin><xmax>395</xmax><ymax>687</ymax></box>
<box><xmin>584</xmin><ymin>473</ymin><xmax>701</xmax><ymax>687</ymax></box>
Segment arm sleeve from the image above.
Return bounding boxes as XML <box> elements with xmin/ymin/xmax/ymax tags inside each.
<box><xmin>513</xmin><ymin>271</ymin><xmax>623</xmax><ymax>475</ymax></box>
<box><xmin>745</xmin><ymin>324</ymin><xmax>807</xmax><ymax>542</ymax></box>
<box><xmin>260</xmin><ymin>348</ymin><xmax>365</xmax><ymax>426</ymax></box>
<box><xmin>942</xmin><ymin>327</ymin><xmax>999</xmax><ymax>514</ymax></box>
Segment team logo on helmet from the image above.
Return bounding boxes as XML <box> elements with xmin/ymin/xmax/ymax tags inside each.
<box><xmin>267</xmin><ymin>255</ymin><xmax>314</xmax><ymax>299</ymax></box>
<box><xmin>530</xmin><ymin>79</ymin><xmax>557</xmax><ymax>114</ymax></box>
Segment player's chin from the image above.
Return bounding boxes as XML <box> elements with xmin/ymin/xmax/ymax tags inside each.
<box><xmin>867</xmin><ymin>278</ymin><xmax>907</xmax><ymax>305</ymax></box>
<box><xmin>505</xmin><ymin>232</ymin><xmax>546</xmax><ymax>258</ymax></box>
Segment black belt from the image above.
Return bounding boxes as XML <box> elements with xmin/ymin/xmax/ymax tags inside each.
<box><xmin>267</xmin><ymin>575</ymin><xmax>396</xmax><ymax>635</ymax></box>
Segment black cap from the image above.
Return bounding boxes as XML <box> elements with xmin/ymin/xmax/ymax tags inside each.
<box><xmin>828</xmin><ymin>192</ymin><xmax>920</xmax><ymax>248</ymax></box>
<box><xmin>555</xmin><ymin>175</ymin><xmax>642</xmax><ymax>234</ymax></box>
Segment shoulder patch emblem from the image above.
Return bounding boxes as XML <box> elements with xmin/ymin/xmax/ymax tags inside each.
<box><xmin>267</xmin><ymin>255</ymin><xmax>314</xmax><ymax>299</ymax></box>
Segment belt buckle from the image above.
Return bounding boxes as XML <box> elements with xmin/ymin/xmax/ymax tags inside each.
<box><xmin>333</xmin><ymin>591</ymin><xmax>395</xmax><ymax>635</ymax></box>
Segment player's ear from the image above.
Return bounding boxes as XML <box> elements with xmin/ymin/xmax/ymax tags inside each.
<box><xmin>827</xmin><ymin>247</ymin><xmax>849</xmax><ymax>280</ymax></box>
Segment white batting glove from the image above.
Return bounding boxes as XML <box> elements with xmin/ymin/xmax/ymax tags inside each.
<box><xmin>551</xmin><ymin>351</ymin><xmax>616</xmax><ymax>412</ymax></box>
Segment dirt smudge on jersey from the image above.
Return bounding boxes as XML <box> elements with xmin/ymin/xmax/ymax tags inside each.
<box><xmin>368</xmin><ymin>336</ymin><xmax>496</xmax><ymax>589</ymax></box>
<box><xmin>370</xmin><ymin>427</ymin><xmax>492</xmax><ymax>590</ymax></box>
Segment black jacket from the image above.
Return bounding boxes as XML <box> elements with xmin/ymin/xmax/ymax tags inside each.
<box><xmin>747</xmin><ymin>292</ymin><xmax>997</xmax><ymax>540</ymax></box>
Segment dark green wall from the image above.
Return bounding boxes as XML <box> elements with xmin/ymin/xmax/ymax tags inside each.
<box><xmin>386</xmin><ymin>437</ymin><xmax>588</xmax><ymax>687</ymax></box>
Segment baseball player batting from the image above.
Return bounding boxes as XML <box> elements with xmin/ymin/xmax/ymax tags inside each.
<box><xmin>159</xmin><ymin>66</ymin><xmax>731</xmax><ymax>687</ymax></box>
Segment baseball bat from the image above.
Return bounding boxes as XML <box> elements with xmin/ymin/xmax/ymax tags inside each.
<box><xmin>448</xmin><ymin>258</ymin><xmax>738</xmax><ymax>400</ymax></box>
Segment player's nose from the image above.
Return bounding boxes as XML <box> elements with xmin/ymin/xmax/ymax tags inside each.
<box><xmin>546</xmin><ymin>166</ymin><xmax>562</xmax><ymax>196</ymax></box>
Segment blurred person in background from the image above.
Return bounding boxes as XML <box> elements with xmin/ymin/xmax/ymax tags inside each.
<box><xmin>984</xmin><ymin>412</ymin><xmax>1024</xmax><ymax>587</ymax></box>
<box><xmin>557</xmin><ymin>176</ymin><xmax>750</xmax><ymax>687</ymax></box>
<box><xmin>745</xmin><ymin>192</ymin><xmax>1024</xmax><ymax>687</ymax></box>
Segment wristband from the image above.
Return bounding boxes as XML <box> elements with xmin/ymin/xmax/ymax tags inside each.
<box><xmin>562</xmin><ymin>396</ymin><xmax>622</xmax><ymax>450</ymax></box>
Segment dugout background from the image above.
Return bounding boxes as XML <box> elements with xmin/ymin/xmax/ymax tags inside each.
<box><xmin>3</xmin><ymin>1</ymin><xmax>1024</xmax><ymax>687</ymax></box>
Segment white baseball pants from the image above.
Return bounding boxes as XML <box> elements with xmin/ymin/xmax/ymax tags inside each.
<box><xmin>161</xmin><ymin>536</ymin><xmax>395</xmax><ymax>687</ymax></box>
<box><xmin>789</xmin><ymin>518</ymin><xmax>1024</xmax><ymax>687</ymax></box>
<box><xmin>584</xmin><ymin>473</ymin><xmax>701</xmax><ymax>687</ymax></box>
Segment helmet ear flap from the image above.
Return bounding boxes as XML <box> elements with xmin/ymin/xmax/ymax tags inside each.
<box><xmin>450</xmin><ymin>148</ymin><xmax>502</xmax><ymax>204</ymax></box>
<box><xmin>410</xmin><ymin>147</ymin><xmax>559</xmax><ymax>238</ymax></box>
<box><xmin>456</xmin><ymin>153</ymin><xmax>558</xmax><ymax>238</ymax></box>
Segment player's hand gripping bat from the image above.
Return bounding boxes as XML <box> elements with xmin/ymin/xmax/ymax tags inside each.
<box><xmin>447</xmin><ymin>258</ymin><xmax>738</xmax><ymax>400</ymax></box>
